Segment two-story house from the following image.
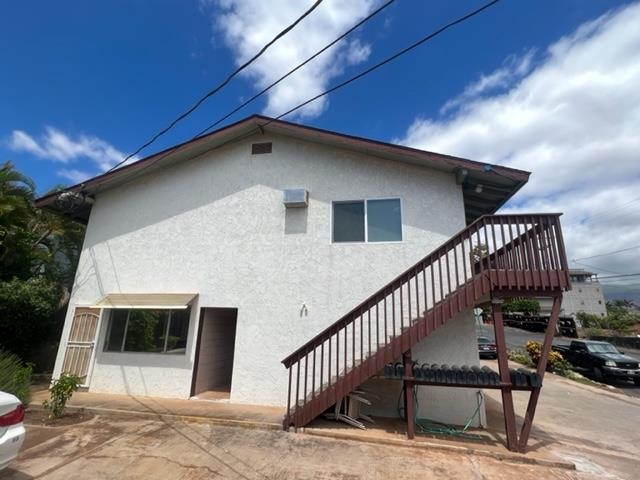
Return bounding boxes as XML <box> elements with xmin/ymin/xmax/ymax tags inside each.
<box><xmin>37</xmin><ymin>115</ymin><xmax>570</xmax><ymax>449</ymax></box>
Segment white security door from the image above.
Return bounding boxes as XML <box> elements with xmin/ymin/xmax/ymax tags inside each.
<box><xmin>61</xmin><ymin>308</ymin><xmax>101</xmax><ymax>387</ymax></box>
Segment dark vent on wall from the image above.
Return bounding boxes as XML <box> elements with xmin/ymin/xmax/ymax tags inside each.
<box><xmin>251</xmin><ymin>142</ymin><xmax>272</xmax><ymax>155</ymax></box>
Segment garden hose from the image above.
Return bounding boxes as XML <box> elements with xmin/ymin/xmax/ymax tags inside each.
<box><xmin>399</xmin><ymin>388</ymin><xmax>485</xmax><ymax>440</ymax></box>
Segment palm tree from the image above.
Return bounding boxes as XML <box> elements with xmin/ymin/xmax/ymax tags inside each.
<box><xmin>0</xmin><ymin>163</ymin><xmax>86</xmax><ymax>368</ymax></box>
<box><xmin>0</xmin><ymin>161</ymin><xmax>34</xmax><ymax>217</ymax></box>
<box><xmin>0</xmin><ymin>163</ymin><xmax>85</xmax><ymax>284</ymax></box>
<box><xmin>0</xmin><ymin>162</ymin><xmax>37</xmax><ymax>279</ymax></box>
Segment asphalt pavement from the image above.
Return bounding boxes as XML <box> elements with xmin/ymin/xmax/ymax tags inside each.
<box><xmin>482</xmin><ymin>360</ymin><xmax>640</xmax><ymax>480</ymax></box>
<box><xmin>476</xmin><ymin>323</ymin><xmax>640</xmax><ymax>398</ymax></box>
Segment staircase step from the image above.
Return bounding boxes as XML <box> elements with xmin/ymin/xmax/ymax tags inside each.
<box><xmin>285</xmin><ymin>274</ymin><xmax>491</xmax><ymax>428</ymax></box>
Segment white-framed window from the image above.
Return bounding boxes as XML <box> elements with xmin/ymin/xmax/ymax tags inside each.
<box><xmin>104</xmin><ymin>308</ymin><xmax>190</xmax><ymax>354</ymax></box>
<box><xmin>332</xmin><ymin>198</ymin><xmax>402</xmax><ymax>243</ymax></box>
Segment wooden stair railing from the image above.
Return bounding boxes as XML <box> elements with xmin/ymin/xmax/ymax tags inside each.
<box><xmin>281</xmin><ymin>214</ymin><xmax>570</xmax><ymax>429</ymax></box>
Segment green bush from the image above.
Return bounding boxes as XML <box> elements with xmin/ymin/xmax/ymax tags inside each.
<box><xmin>576</xmin><ymin>312</ymin><xmax>603</xmax><ymax>329</ymax></box>
<box><xmin>43</xmin><ymin>373</ymin><xmax>80</xmax><ymax>419</ymax></box>
<box><xmin>0</xmin><ymin>350</ymin><xmax>33</xmax><ymax>404</ymax></box>
<box><xmin>507</xmin><ymin>349</ymin><xmax>534</xmax><ymax>367</ymax></box>
<box><xmin>577</xmin><ymin>304</ymin><xmax>639</xmax><ymax>334</ymax></box>
<box><xmin>503</xmin><ymin>298</ymin><xmax>540</xmax><ymax>315</ymax></box>
<box><xmin>0</xmin><ymin>277</ymin><xmax>61</xmax><ymax>364</ymax></box>
<box><xmin>550</xmin><ymin>357</ymin><xmax>573</xmax><ymax>376</ymax></box>
<box><xmin>583</xmin><ymin>327</ymin><xmax>606</xmax><ymax>339</ymax></box>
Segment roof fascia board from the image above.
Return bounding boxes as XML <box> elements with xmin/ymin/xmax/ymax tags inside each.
<box><xmin>35</xmin><ymin>115</ymin><xmax>530</xmax><ymax>218</ymax></box>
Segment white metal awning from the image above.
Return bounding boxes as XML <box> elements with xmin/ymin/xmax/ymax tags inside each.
<box><xmin>91</xmin><ymin>293</ymin><xmax>197</xmax><ymax>309</ymax></box>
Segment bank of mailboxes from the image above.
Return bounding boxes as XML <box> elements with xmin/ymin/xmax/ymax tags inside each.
<box><xmin>384</xmin><ymin>363</ymin><xmax>541</xmax><ymax>388</ymax></box>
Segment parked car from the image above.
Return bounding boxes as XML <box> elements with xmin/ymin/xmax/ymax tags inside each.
<box><xmin>553</xmin><ymin>340</ymin><xmax>640</xmax><ymax>385</ymax></box>
<box><xmin>478</xmin><ymin>336</ymin><xmax>497</xmax><ymax>359</ymax></box>
<box><xmin>0</xmin><ymin>391</ymin><xmax>26</xmax><ymax>470</ymax></box>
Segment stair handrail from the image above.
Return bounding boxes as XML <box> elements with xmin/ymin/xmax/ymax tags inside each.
<box><xmin>281</xmin><ymin>213</ymin><xmax>564</xmax><ymax>367</ymax></box>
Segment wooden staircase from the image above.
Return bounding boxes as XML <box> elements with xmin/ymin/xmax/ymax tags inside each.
<box><xmin>281</xmin><ymin>214</ymin><xmax>570</xmax><ymax>429</ymax></box>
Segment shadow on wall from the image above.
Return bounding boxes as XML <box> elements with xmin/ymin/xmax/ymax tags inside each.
<box><xmin>69</xmin><ymin>250</ymin><xmax>104</xmax><ymax>298</ymax></box>
<box><xmin>81</xmin><ymin>132</ymin><xmax>461</xmax><ymax>250</ymax></box>
<box><xmin>113</xmin><ymin>361</ymin><xmax>192</xmax><ymax>397</ymax></box>
<box><xmin>284</xmin><ymin>207</ymin><xmax>308</xmax><ymax>235</ymax></box>
<box><xmin>120</xmin><ymin>364</ymin><xmax>136</xmax><ymax>396</ymax></box>
<box><xmin>100</xmin><ymin>352</ymin><xmax>194</xmax><ymax>369</ymax></box>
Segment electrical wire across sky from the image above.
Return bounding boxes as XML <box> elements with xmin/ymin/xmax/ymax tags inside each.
<box><xmin>108</xmin><ymin>0</ymin><xmax>325</xmax><ymax>173</ymax></box>
<box><xmin>100</xmin><ymin>0</ymin><xmax>501</xmax><ymax>189</ymax></box>
<box><xmin>573</xmin><ymin>245</ymin><xmax>640</xmax><ymax>262</ymax></box>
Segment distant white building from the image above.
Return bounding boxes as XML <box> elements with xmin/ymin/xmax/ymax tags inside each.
<box><xmin>541</xmin><ymin>269</ymin><xmax>607</xmax><ymax>319</ymax></box>
<box><xmin>563</xmin><ymin>269</ymin><xmax>608</xmax><ymax>317</ymax></box>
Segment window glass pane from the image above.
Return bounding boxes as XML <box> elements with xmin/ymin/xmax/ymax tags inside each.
<box><xmin>165</xmin><ymin>308</ymin><xmax>190</xmax><ymax>354</ymax></box>
<box><xmin>367</xmin><ymin>199</ymin><xmax>402</xmax><ymax>242</ymax></box>
<box><xmin>105</xmin><ymin>310</ymin><xmax>128</xmax><ymax>351</ymax></box>
<box><xmin>333</xmin><ymin>201</ymin><xmax>365</xmax><ymax>242</ymax></box>
<box><xmin>124</xmin><ymin>310</ymin><xmax>168</xmax><ymax>353</ymax></box>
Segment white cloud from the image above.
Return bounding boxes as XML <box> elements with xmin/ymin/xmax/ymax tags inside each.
<box><xmin>396</xmin><ymin>3</ymin><xmax>640</xmax><ymax>284</ymax></box>
<box><xmin>57</xmin><ymin>168</ymin><xmax>93</xmax><ymax>184</ymax></box>
<box><xmin>202</xmin><ymin>0</ymin><xmax>379</xmax><ymax>119</ymax></box>
<box><xmin>9</xmin><ymin>130</ymin><xmax>47</xmax><ymax>157</ymax></box>
<box><xmin>8</xmin><ymin>127</ymin><xmax>138</xmax><ymax>182</ymax></box>
<box><xmin>345</xmin><ymin>39</ymin><xmax>372</xmax><ymax>65</ymax></box>
<box><xmin>440</xmin><ymin>49</ymin><xmax>535</xmax><ymax>114</ymax></box>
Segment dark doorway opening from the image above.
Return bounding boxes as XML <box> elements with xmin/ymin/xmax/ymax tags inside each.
<box><xmin>191</xmin><ymin>307</ymin><xmax>238</xmax><ymax>399</ymax></box>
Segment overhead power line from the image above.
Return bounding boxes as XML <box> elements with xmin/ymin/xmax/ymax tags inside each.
<box><xmin>573</xmin><ymin>244</ymin><xmax>640</xmax><ymax>262</ymax></box>
<box><xmin>107</xmin><ymin>0</ymin><xmax>325</xmax><ymax>173</ymax></box>
<box><xmin>571</xmin><ymin>260</ymin><xmax>623</xmax><ymax>276</ymax></box>
<box><xmin>97</xmin><ymin>0</ymin><xmax>500</xmax><ymax>191</ymax></box>
<box><xmin>194</xmin><ymin>0</ymin><xmax>396</xmax><ymax>137</ymax></box>
<box><xmin>579</xmin><ymin>209</ymin><xmax>640</xmax><ymax>229</ymax></box>
<box><xmin>271</xmin><ymin>0</ymin><xmax>501</xmax><ymax>121</ymax></box>
<box><xmin>576</xmin><ymin>195</ymin><xmax>640</xmax><ymax>224</ymax></box>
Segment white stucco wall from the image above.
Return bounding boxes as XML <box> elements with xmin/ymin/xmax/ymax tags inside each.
<box><xmin>360</xmin><ymin>311</ymin><xmax>485</xmax><ymax>427</ymax></box>
<box><xmin>53</xmin><ymin>131</ymin><xmax>480</xmax><ymax>422</ymax></box>
<box><xmin>413</xmin><ymin>310</ymin><xmax>486</xmax><ymax>427</ymax></box>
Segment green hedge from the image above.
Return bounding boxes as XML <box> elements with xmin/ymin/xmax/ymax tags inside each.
<box><xmin>0</xmin><ymin>350</ymin><xmax>33</xmax><ymax>404</ymax></box>
<box><xmin>0</xmin><ymin>277</ymin><xmax>60</xmax><ymax>365</ymax></box>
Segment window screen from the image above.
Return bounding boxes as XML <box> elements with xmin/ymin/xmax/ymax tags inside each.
<box><xmin>104</xmin><ymin>308</ymin><xmax>190</xmax><ymax>354</ymax></box>
<box><xmin>332</xmin><ymin>198</ymin><xmax>402</xmax><ymax>243</ymax></box>
<box><xmin>333</xmin><ymin>201</ymin><xmax>365</xmax><ymax>242</ymax></box>
<box><xmin>105</xmin><ymin>309</ymin><xmax>128</xmax><ymax>352</ymax></box>
<box><xmin>124</xmin><ymin>310</ymin><xmax>169</xmax><ymax>353</ymax></box>
<box><xmin>367</xmin><ymin>199</ymin><xmax>402</xmax><ymax>242</ymax></box>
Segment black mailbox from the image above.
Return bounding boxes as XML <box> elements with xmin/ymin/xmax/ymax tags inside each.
<box><xmin>422</xmin><ymin>363</ymin><xmax>434</xmax><ymax>382</ymax></box>
<box><xmin>384</xmin><ymin>363</ymin><xmax>395</xmax><ymax>379</ymax></box>
<box><xmin>432</xmin><ymin>364</ymin><xmax>444</xmax><ymax>383</ymax></box>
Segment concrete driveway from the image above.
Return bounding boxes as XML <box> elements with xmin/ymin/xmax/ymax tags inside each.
<box><xmin>3</xmin><ymin>357</ymin><xmax>639</xmax><ymax>480</ymax></box>
<box><xmin>3</xmin><ymin>412</ymin><xmax>577</xmax><ymax>480</ymax></box>
<box><xmin>482</xmin><ymin>360</ymin><xmax>640</xmax><ymax>480</ymax></box>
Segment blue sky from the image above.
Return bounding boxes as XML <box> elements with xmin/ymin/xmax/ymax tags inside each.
<box><xmin>1</xmin><ymin>0</ymin><xmax>639</xmax><ymax>296</ymax></box>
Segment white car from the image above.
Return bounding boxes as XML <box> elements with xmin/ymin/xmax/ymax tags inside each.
<box><xmin>0</xmin><ymin>391</ymin><xmax>26</xmax><ymax>470</ymax></box>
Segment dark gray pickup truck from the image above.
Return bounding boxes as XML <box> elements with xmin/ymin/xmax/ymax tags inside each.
<box><xmin>553</xmin><ymin>340</ymin><xmax>640</xmax><ymax>385</ymax></box>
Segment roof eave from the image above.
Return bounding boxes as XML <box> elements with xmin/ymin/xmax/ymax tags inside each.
<box><xmin>35</xmin><ymin>114</ymin><xmax>531</xmax><ymax>224</ymax></box>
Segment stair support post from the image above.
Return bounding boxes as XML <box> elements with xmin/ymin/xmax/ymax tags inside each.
<box><xmin>403</xmin><ymin>350</ymin><xmax>415</xmax><ymax>440</ymax></box>
<box><xmin>491</xmin><ymin>297</ymin><xmax>519</xmax><ymax>452</ymax></box>
<box><xmin>518</xmin><ymin>293</ymin><xmax>562</xmax><ymax>451</ymax></box>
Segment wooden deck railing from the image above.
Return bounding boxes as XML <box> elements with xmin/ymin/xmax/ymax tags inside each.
<box><xmin>281</xmin><ymin>214</ymin><xmax>569</xmax><ymax>429</ymax></box>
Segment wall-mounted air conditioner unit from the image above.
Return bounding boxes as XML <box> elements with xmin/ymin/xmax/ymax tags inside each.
<box><xmin>283</xmin><ymin>189</ymin><xmax>309</xmax><ymax>208</ymax></box>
